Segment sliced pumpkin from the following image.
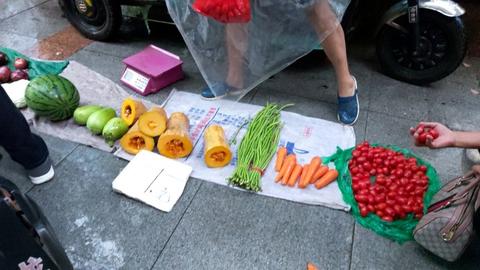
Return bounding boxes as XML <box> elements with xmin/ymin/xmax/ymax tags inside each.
<box><xmin>157</xmin><ymin>112</ymin><xmax>193</xmax><ymax>159</ymax></box>
<box><xmin>204</xmin><ymin>125</ymin><xmax>232</xmax><ymax>168</ymax></box>
<box><xmin>120</xmin><ymin>121</ymin><xmax>154</xmax><ymax>155</ymax></box>
<box><xmin>121</xmin><ymin>97</ymin><xmax>147</xmax><ymax>126</ymax></box>
<box><xmin>138</xmin><ymin>107</ymin><xmax>168</xmax><ymax>137</ymax></box>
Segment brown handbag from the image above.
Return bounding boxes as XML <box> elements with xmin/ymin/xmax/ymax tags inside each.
<box><xmin>413</xmin><ymin>172</ymin><xmax>480</xmax><ymax>262</ymax></box>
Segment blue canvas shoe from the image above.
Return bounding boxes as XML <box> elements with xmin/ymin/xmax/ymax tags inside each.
<box><xmin>337</xmin><ymin>76</ymin><xmax>359</xmax><ymax>125</ymax></box>
<box><xmin>201</xmin><ymin>82</ymin><xmax>241</xmax><ymax>100</ymax></box>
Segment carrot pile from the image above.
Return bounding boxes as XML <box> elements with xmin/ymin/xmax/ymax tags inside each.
<box><xmin>274</xmin><ymin>146</ymin><xmax>338</xmax><ymax>189</ymax></box>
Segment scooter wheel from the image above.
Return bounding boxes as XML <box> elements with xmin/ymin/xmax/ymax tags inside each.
<box><xmin>376</xmin><ymin>10</ymin><xmax>466</xmax><ymax>85</ymax></box>
<box><xmin>59</xmin><ymin>0</ymin><xmax>122</xmax><ymax>41</ymax></box>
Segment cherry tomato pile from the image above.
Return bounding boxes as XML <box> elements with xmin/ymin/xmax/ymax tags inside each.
<box><xmin>349</xmin><ymin>141</ymin><xmax>429</xmax><ymax>222</ymax></box>
<box><xmin>415</xmin><ymin>124</ymin><xmax>439</xmax><ymax>145</ymax></box>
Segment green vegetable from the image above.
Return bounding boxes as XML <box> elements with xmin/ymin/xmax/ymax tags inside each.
<box><xmin>228</xmin><ymin>103</ymin><xmax>291</xmax><ymax>191</ymax></box>
<box><xmin>86</xmin><ymin>107</ymin><xmax>116</xmax><ymax>135</ymax></box>
<box><xmin>102</xmin><ymin>117</ymin><xmax>129</xmax><ymax>147</ymax></box>
<box><xmin>25</xmin><ymin>74</ymin><xmax>80</xmax><ymax>121</ymax></box>
<box><xmin>73</xmin><ymin>105</ymin><xmax>104</xmax><ymax>125</ymax></box>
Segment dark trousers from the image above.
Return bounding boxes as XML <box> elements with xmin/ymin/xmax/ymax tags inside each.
<box><xmin>0</xmin><ymin>85</ymin><xmax>49</xmax><ymax>170</ymax></box>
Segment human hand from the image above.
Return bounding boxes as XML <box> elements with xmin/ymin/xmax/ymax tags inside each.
<box><xmin>472</xmin><ymin>165</ymin><xmax>480</xmax><ymax>178</ymax></box>
<box><xmin>410</xmin><ymin>122</ymin><xmax>455</xmax><ymax>149</ymax></box>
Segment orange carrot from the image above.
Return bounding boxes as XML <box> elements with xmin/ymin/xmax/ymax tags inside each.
<box><xmin>281</xmin><ymin>156</ymin><xmax>297</xmax><ymax>185</ymax></box>
<box><xmin>299</xmin><ymin>156</ymin><xmax>321</xmax><ymax>188</ymax></box>
<box><xmin>311</xmin><ymin>165</ymin><xmax>328</xmax><ymax>184</ymax></box>
<box><xmin>307</xmin><ymin>262</ymin><xmax>319</xmax><ymax>270</ymax></box>
<box><xmin>315</xmin><ymin>169</ymin><xmax>339</xmax><ymax>189</ymax></box>
<box><xmin>275</xmin><ymin>146</ymin><xmax>287</xmax><ymax>172</ymax></box>
<box><xmin>287</xmin><ymin>164</ymin><xmax>303</xmax><ymax>187</ymax></box>
<box><xmin>275</xmin><ymin>154</ymin><xmax>295</xmax><ymax>182</ymax></box>
<box><xmin>300</xmin><ymin>164</ymin><xmax>309</xmax><ymax>184</ymax></box>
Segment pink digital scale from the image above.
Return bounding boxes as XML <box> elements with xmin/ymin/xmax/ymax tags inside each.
<box><xmin>121</xmin><ymin>45</ymin><xmax>184</xmax><ymax>96</ymax></box>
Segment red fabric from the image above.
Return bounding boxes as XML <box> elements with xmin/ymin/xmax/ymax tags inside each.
<box><xmin>192</xmin><ymin>0</ymin><xmax>251</xmax><ymax>24</ymax></box>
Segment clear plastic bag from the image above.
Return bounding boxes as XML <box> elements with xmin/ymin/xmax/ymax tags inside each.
<box><xmin>166</xmin><ymin>0</ymin><xmax>351</xmax><ymax>100</ymax></box>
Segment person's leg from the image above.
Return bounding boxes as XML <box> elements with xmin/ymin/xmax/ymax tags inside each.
<box><xmin>201</xmin><ymin>23</ymin><xmax>248</xmax><ymax>99</ymax></box>
<box><xmin>0</xmin><ymin>85</ymin><xmax>53</xmax><ymax>184</ymax></box>
<box><xmin>308</xmin><ymin>0</ymin><xmax>359</xmax><ymax>125</ymax></box>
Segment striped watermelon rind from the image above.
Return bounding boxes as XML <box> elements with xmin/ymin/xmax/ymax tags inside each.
<box><xmin>25</xmin><ymin>75</ymin><xmax>80</xmax><ymax>121</ymax></box>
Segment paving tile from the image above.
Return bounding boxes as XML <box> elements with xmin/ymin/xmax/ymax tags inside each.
<box><xmin>367</xmin><ymin>72</ymin><xmax>431</xmax><ymax>121</ymax></box>
<box><xmin>0</xmin><ymin>32</ymin><xmax>38</xmax><ymax>54</ymax></box>
<box><xmin>0</xmin><ymin>0</ymin><xmax>68</xmax><ymax>40</ymax></box>
<box><xmin>351</xmin><ymin>225</ymin><xmax>480</xmax><ymax>270</ymax></box>
<box><xmin>25</xmin><ymin>25</ymin><xmax>93</xmax><ymax>60</ymax></box>
<box><xmin>27</xmin><ymin>145</ymin><xmax>202</xmax><ymax>270</ymax></box>
<box><xmin>0</xmin><ymin>0</ymin><xmax>47</xmax><ymax>20</ymax></box>
<box><xmin>153</xmin><ymin>182</ymin><xmax>354</xmax><ymax>270</ymax></box>
<box><xmin>428</xmin><ymin>58</ymin><xmax>480</xmax><ymax>108</ymax></box>
<box><xmin>251</xmin><ymin>87</ymin><xmax>367</xmax><ymax>143</ymax></box>
<box><xmin>427</xmin><ymin>93</ymin><xmax>480</xmax><ymax>132</ymax></box>
<box><xmin>0</xmin><ymin>132</ymin><xmax>77</xmax><ymax>192</ymax></box>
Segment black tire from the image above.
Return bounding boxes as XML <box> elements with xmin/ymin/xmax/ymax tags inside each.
<box><xmin>376</xmin><ymin>10</ymin><xmax>466</xmax><ymax>85</ymax></box>
<box><xmin>59</xmin><ymin>0</ymin><xmax>122</xmax><ymax>41</ymax></box>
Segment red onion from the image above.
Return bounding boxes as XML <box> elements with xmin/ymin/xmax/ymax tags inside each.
<box><xmin>0</xmin><ymin>66</ymin><xmax>11</xmax><ymax>83</ymax></box>
<box><xmin>0</xmin><ymin>52</ymin><xmax>7</xmax><ymax>66</ymax></box>
<box><xmin>10</xmin><ymin>69</ymin><xmax>29</xmax><ymax>82</ymax></box>
<box><xmin>14</xmin><ymin>58</ymin><xmax>28</xmax><ymax>70</ymax></box>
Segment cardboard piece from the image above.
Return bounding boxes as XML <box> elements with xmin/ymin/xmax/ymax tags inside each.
<box><xmin>112</xmin><ymin>151</ymin><xmax>192</xmax><ymax>212</ymax></box>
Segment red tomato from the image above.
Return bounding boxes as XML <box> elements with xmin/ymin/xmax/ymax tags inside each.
<box><xmin>351</xmin><ymin>167</ymin><xmax>359</xmax><ymax>175</ymax></box>
<box><xmin>386</xmin><ymin>199</ymin><xmax>396</xmax><ymax>206</ymax></box>
<box><xmin>382</xmin><ymin>216</ymin><xmax>394</xmax><ymax>222</ymax></box>
<box><xmin>393</xmin><ymin>205</ymin><xmax>403</xmax><ymax>215</ymax></box>
<box><xmin>405</xmin><ymin>184</ymin><xmax>415</xmax><ymax>192</ymax></box>
<box><xmin>418</xmin><ymin>133</ymin><xmax>427</xmax><ymax>144</ymax></box>
<box><xmin>355</xmin><ymin>194</ymin><xmax>368</xmax><ymax>203</ymax></box>
<box><xmin>375</xmin><ymin>194</ymin><xmax>386</xmax><ymax>203</ymax></box>
<box><xmin>360</xmin><ymin>207</ymin><xmax>369</xmax><ymax>217</ymax></box>
<box><xmin>419</xmin><ymin>165</ymin><xmax>427</xmax><ymax>172</ymax></box>
<box><xmin>376</xmin><ymin>210</ymin><xmax>385</xmax><ymax>217</ymax></box>
<box><xmin>402</xmin><ymin>205</ymin><xmax>413</xmax><ymax>213</ymax></box>
<box><xmin>376</xmin><ymin>202</ymin><xmax>387</xmax><ymax>210</ymax></box>
<box><xmin>396</xmin><ymin>196</ymin><xmax>407</xmax><ymax>204</ymax></box>
<box><xmin>369</xmin><ymin>169</ymin><xmax>377</xmax><ymax>176</ymax></box>
<box><xmin>385</xmin><ymin>207</ymin><xmax>395</xmax><ymax>217</ymax></box>
<box><xmin>389</xmin><ymin>183</ymin><xmax>399</xmax><ymax>191</ymax></box>
<box><xmin>367</xmin><ymin>204</ymin><xmax>375</xmax><ymax>212</ymax></box>
<box><xmin>359</xmin><ymin>189</ymin><xmax>369</xmax><ymax>195</ymax></box>
<box><xmin>429</xmin><ymin>129</ymin><xmax>439</xmax><ymax>139</ymax></box>
<box><xmin>368</xmin><ymin>195</ymin><xmax>376</xmax><ymax>204</ymax></box>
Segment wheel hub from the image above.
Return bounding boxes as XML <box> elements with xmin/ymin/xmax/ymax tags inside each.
<box><xmin>392</xmin><ymin>26</ymin><xmax>447</xmax><ymax>71</ymax></box>
<box><xmin>75</xmin><ymin>0</ymin><xmax>95</xmax><ymax>17</ymax></box>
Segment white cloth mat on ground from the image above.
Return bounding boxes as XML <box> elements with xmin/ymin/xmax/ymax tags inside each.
<box><xmin>115</xmin><ymin>90</ymin><xmax>356</xmax><ymax>211</ymax></box>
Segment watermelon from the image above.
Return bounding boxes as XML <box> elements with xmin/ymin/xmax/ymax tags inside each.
<box><xmin>25</xmin><ymin>74</ymin><xmax>80</xmax><ymax>121</ymax></box>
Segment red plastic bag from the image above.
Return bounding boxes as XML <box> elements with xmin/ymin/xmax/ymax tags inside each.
<box><xmin>192</xmin><ymin>0</ymin><xmax>251</xmax><ymax>24</ymax></box>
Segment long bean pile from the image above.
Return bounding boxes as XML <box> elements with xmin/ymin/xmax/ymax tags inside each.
<box><xmin>228</xmin><ymin>103</ymin><xmax>291</xmax><ymax>191</ymax></box>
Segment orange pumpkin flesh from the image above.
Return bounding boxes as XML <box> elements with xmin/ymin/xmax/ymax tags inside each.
<box><xmin>138</xmin><ymin>107</ymin><xmax>168</xmax><ymax>137</ymax></box>
<box><xmin>121</xmin><ymin>98</ymin><xmax>147</xmax><ymax>126</ymax></box>
<box><xmin>157</xmin><ymin>112</ymin><xmax>193</xmax><ymax>158</ymax></box>
<box><xmin>204</xmin><ymin>125</ymin><xmax>231</xmax><ymax>168</ymax></box>
<box><xmin>120</xmin><ymin>121</ymin><xmax>154</xmax><ymax>155</ymax></box>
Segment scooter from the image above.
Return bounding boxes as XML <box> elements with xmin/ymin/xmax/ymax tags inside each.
<box><xmin>60</xmin><ymin>0</ymin><xmax>466</xmax><ymax>85</ymax></box>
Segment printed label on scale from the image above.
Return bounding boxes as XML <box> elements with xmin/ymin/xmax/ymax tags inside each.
<box><xmin>122</xmin><ymin>68</ymin><xmax>150</xmax><ymax>92</ymax></box>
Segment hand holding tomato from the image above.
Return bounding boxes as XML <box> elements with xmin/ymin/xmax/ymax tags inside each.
<box><xmin>410</xmin><ymin>122</ymin><xmax>455</xmax><ymax>149</ymax></box>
